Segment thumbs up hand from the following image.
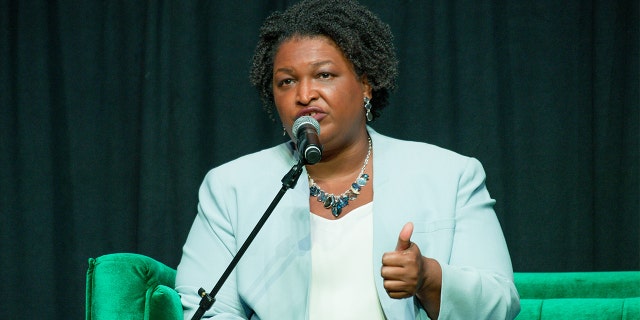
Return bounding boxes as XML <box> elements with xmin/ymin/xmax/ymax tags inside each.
<box><xmin>381</xmin><ymin>222</ymin><xmax>443</xmax><ymax>318</ymax></box>
<box><xmin>381</xmin><ymin>222</ymin><xmax>425</xmax><ymax>299</ymax></box>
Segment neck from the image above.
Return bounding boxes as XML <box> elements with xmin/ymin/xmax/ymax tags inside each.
<box><xmin>305</xmin><ymin>132</ymin><xmax>371</xmax><ymax>182</ymax></box>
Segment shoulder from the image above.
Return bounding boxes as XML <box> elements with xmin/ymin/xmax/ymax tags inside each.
<box><xmin>201</xmin><ymin>142</ymin><xmax>296</xmax><ymax>188</ymax></box>
<box><xmin>369</xmin><ymin>128</ymin><xmax>475</xmax><ymax>170</ymax></box>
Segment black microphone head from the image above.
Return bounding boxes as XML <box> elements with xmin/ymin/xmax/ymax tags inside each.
<box><xmin>291</xmin><ymin>116</ymin><xmax>322</xmax><ymax>164</ymax></box>
<box><xmin>292</xmin><ymin>116</ymin><xmax>320</xmax><ymax>136</ymax></box>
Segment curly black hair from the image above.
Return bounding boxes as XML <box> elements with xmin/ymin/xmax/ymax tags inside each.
<box><xmin>249</xmin><ymin>0</ymin><xmax>398</xmax><ymax>121</ymax></box>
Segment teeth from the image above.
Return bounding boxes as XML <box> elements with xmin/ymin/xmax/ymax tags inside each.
<box><xmin>308</xmin><ymin>112</ymin><xmax>316</xmax><ymax>116</ymax></box>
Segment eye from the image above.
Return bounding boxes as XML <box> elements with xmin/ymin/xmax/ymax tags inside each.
<box><xmin>317</xmin><ymin>72</ymin><xmax>333</xmax><ymax>79</ymax></box>
<box><xmin>277</xmin><ymin>78</ymin><xmax>295</xmax><ymax>87</ymax></box>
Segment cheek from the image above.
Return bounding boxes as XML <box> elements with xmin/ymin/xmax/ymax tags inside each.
<box><xmin>333</xmin><ymin>85</ymin><xmax>363</xmax><ymax>114</ymax></box>
<box><xmin>273</xmin><ymin>87</ymin><xmax>294</xmax><ymax>107</ymax></box>
<box><xmin>273</xmin><ymin>103</ymin><xmax>286</xmax><ymax>122</ymax></box>
<box><xmin>272</xmin><ymin>97</ymin><xmax>291</xmax><ymax>127</ymax></box>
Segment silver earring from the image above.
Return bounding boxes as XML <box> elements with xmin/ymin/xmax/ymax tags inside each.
<box><xmin>282</xmin><ymin>126</ymin><xmax>287</xmax><ymax>136</ymax></box>
<box><xmin>364</xmin><ymin>97</ymin><xmax>373</xmax><ymax>122</ymax></box>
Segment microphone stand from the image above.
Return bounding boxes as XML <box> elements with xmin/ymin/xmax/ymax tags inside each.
<box><xmin>191</xmin><ymin>160</ymin><xmax>306</xmax><ymax>320</ymax></box>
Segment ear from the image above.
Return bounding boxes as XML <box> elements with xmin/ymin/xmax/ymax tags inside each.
<box><xmin>360</xmin><ymin>75</ymin><xmax>372</xmax><ymax>99</ymax></box>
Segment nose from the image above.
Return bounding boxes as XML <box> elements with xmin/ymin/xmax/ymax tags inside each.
<box><xmin>296</xmin><ymin>78</ymin><xmax>318</xmax><ymax>105</ymax></box>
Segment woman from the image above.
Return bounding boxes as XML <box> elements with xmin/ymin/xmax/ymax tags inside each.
<box><xmin>176</xmin><ymin>0</ymin><xmax>520</xmax><ymax>319</ymax></box>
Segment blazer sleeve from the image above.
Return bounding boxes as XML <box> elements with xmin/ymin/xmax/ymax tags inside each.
<box><xmin>175</xmin><ymin>168</ymin><xmax>249</xmax><ymax>319</ymax></box>
<box><xmin>436</xmin><ymin>158</ymin><xmax>520</xmax><ymax>319</ymax></box>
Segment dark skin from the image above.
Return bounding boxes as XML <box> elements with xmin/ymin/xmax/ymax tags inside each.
<box><xmin>383</xmin><ymin>222</ymin><xmax>442</xmax><ymax>319</ymax></box>
<box><xmin>272</xmin><ymin>35</ymin><xmax>442</xmax><ymax>319</ymax></box>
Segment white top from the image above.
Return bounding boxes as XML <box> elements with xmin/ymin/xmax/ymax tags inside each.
<box><xmin>308</xmin><ymin>202</ymin><xmax>386</xmax><ymax>320</ymax></box>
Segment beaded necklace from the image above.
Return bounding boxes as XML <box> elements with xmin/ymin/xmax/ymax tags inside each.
<box><xmin>308</xmin><ymin>137</ymin><xmax>372</xmax><ymax>217</ymax></box>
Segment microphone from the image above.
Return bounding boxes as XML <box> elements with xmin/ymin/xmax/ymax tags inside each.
<box><xmin>292</xmin><ymin>116</ymin><xmax>323</xmax><ymax>164</ymax></box>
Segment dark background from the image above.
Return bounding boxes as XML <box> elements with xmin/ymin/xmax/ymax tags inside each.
<box><xmin>1</xmin><ymin>1</ymin><xmax>638</xmax><ymax>319</ymax></box>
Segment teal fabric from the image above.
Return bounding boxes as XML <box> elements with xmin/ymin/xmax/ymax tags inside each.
<box><xmin>86</xmin><ymin>253</ymin><xmax>182</xmax><ymax>320</ymax></box>
<box><xmin>86</xmin><ymin>253</ymin><xmax>640</xmax><ymax>319</ymax></box>
<box><xmin>515</xmin><ymin>272</ymin><xmax>640</xmax><ymax>320</ymax></box>
<box><xmin>515</xmin><ymin>271</ymin><xmax>640</xmax><ymax>299</ymax></box>
<box><xmin>148</xmin><ymin>285</ymin><xmax>183</xmax><ymax>320</ymax></box>
<box><xmin>516</xmin><ymin>298</ymin><xmax>640</xmax><ymax>320</ymax></box>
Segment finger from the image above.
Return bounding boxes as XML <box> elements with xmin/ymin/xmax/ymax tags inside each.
<box><xmin>395</xmin><ymin>222</ymin><xmax>414</xmax><ymax>251</ymax></box>
<box><xmin>380</xmin><ymin>265</ymin><xmax>404</xmax><ymax>279</ymax></box>
<box><xmin>383</xmin><ymin>280</ymin><xmax>413</xmax><ymax>299</ymax></box>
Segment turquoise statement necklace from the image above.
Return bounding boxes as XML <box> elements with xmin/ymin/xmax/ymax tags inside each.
<box><xmin>308</xmin><ymin>137</ymin><xmax>372</xmax><ymax>217</ymax></box>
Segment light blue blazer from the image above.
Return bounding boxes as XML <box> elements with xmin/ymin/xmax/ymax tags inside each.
<box><xmin>176</xmin><ymin>128</ymin><xmax>520</xmax><ymax>319</ymax></box>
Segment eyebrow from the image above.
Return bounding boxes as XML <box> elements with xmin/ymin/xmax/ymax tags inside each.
<box><xmin>310</xmin><ymin>60</ymin><xmax>334</xmax><ymax>68</ymax></box>
<box><xmin>274</xmin><ymin>60</ymin><xmax>335</xmax><ymax>74</ymax></box>
<box><xmin>274</xmin><ymin>67</ymin><xmax>294</xmax><ymax>74</ymax></box>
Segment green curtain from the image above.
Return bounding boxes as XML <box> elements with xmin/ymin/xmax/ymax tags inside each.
<box><xmin>1</xmin><ymin>1</ymin><xmax>637</xmax><ymax>319</ymax></box>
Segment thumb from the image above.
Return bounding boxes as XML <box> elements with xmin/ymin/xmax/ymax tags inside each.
<box><xmin>395</xmin><ymin>222</ymin><xmax>414</xmax><ymax>251</ymax></box>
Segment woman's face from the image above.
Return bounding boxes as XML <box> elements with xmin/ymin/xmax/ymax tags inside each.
<box><xmin>272</xmin><ymin>35</ymin><xmax>371</xmax><ymax>153</ymax></box>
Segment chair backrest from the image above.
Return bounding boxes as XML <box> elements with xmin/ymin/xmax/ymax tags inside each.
<box><xmin>515</xmin><ymin>271</ymin><xmax>640</xmax><ymax>320</ymax></box>
<box><xmin>515</xmin><ymin>271</ymin><xmax>640</xmax><ymax>299</ymax></box>
<box><xmin>86</xmin><ymin>253</ymin><xmax>182</xmax><ymax>320</ymax></box>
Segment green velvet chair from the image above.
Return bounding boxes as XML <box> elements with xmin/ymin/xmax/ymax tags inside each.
<box><xmin>86</xmin><ymin>253</ymin><xmax>640</xmax><ymax>319</ymax></box>
<box><xmin>86</xmin><ymin>253</ymin><xmax>182</xmax><ymax>320</ymax></box>
<box><xmin>514</xmin><ymin>272</ymin><xmax>640</xmax><ymax>319</ymax></box>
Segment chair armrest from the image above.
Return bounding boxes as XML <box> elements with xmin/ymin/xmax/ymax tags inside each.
<box><xmin>86</xmin><ymin>253</ymin><xmax>182</xmax><ymax>320</ymax></box>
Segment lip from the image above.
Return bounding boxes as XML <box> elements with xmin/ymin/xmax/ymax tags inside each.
<box><xmin>295</xmin><ymin>107</ymin><xmax>326</xmax><ymax>122</ymax></box>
